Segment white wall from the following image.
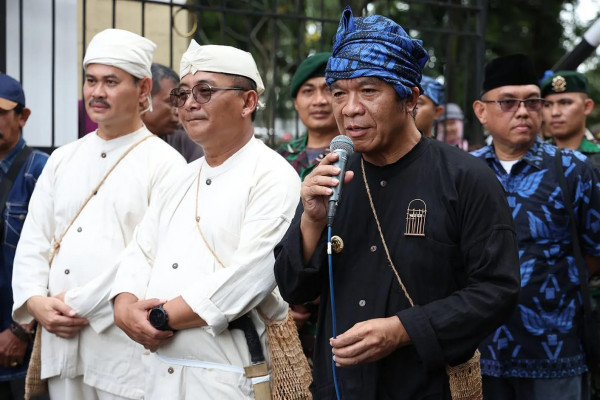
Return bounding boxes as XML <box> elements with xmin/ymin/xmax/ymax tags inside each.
<box><xmin>6</xmin><ymin>0</ymin><xmax>78</xmax><ymax>148</ymax></box>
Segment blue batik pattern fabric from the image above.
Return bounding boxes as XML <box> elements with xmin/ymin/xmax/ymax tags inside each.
<box><xmin>472</xmin><ymin>137</ymin><xmax>600</xmax><ymax>378</ymax></box>
<box><xmin>325</xmin><ymin>6</ymin><xmax>428</xmax><ymax>99</ymax></box>
<box><xmin>0</xmin><ymin>137</ymin><xmax>48</xmax><ymax>381</ymax></box>
<box><xmin>420</xmin><ymin>75</ymin><xmax>444</xmax><ymax>106</ymax></box>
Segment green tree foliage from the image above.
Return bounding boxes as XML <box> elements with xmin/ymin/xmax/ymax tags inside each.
<box><xmin>485</xmin><ymin>0</ymin><xmax>577</xmax><ymax>76</ymax></box>
<box><xmin>182</xmin><ymin>0</ymin><xmax>599</xmax><ymax>144</ymax></box>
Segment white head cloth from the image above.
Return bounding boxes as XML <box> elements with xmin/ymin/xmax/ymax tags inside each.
<box><xmin>180</xmin><ymin>41</ymin><xmax>265</xmax><ymax>95</ymax></box>
<box><xmin>83</xmin><ymin>29</ymin><xmax>156</xmax><ymax>79</ymax></box>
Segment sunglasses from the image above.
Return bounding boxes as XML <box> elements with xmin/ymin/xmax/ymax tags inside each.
<box><xmin>169</xmin><ymin>83</ymin><xmax>246</xmax><ymax>108</ymax></box>
<box><xmin>481</xmin><ymin>98</ymin><xmax>544</xmax><ymax>112</ymax></box>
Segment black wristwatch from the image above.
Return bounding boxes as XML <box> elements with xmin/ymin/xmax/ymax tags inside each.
<box><xmin>148</xmin><ymin>305</ymin><xmax>173</xmax><ymax>331</ymax></box>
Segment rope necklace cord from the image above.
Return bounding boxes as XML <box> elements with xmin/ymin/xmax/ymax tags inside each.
<box><xmin>192</xmin><ymin>163</ymin><xmax>290</xmax><ymax>330</ymax></box>
<box><xmin>360</xmin><ymin>158</ymin><xmax>414</xmax><ymax>306</ymax></box>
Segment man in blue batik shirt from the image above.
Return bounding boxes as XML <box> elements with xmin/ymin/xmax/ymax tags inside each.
<box><xmin>472</xmin><ymin>54</ymin><xmax>600</xmax><ymax>400</ymax></box>
<box><xmin>0</xmin><ymin>73</ymin><xmax>48</xmax><ymax>399</ymax></box>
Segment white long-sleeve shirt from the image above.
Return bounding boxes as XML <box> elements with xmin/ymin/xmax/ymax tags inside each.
<box><xmin>12</xmin><ymin>127</ymin><xmax>185</xmax><ymax>399</ymax></box>
<box><xmin>110</xmin><ymin>136</ymin><xmax>300</xmax><ymax>399</ymax></box>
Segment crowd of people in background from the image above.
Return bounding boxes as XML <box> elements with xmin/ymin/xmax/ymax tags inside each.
<box><xmin>1</xmin><ymin>5</ymin><xmax>600</xmax><ymax>400</ymax></box>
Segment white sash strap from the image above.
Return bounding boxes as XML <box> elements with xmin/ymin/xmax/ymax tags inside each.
<box><xmin>155</xmin><ymin>353</ymin><xmax>270</xmax><ymax>385</ymax></box>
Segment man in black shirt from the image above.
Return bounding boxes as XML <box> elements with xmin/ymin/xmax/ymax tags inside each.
<box><xmin>274</xmin><ymin>7</ymin><xmax>520</xmax><ymax>399</ymax></box>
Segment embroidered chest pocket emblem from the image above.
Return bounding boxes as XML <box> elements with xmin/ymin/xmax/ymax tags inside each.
<box><xmin>405</xmin><ymin>199</ymin><xmax>427</xmax><ymax>237</ymax></box>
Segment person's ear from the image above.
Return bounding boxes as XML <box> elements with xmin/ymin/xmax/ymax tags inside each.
<box><xmin>18</xmin><ymin>107</ymin><xmax>31</xmax><ymax>128</ymax></box>
<box><xmin>584</xmin><ymin>98</ymin><xmax>595</xmax><ymax>116</ymax></box>
<box><xmin>138</xmin><ymin>77</ymin><xmax>153</xmax><ymax>103</ymax></box>
<box><xmin>473</xmin><ymin>100</ymin><xmax>486</xmax><ymax>125</ymax></box>
<box><xmin>434</xmin><ymin>105</ymin><xmax>445</xmax><ymax>119</ymax></box>
<box><xmin>241</xmin><ymin>90</ymin><xmax>258</xmax><ymax>118</ymax></box>
<box><xmin>406</xmin><ymin>87</ymin><xmax>420</xmax><ymax>113</ymax></box>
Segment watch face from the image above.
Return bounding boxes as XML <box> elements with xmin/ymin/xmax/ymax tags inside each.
<box><xmin>149</xmin><ymin>307</ymin><xmax>167</xmax><ymax>329</ymax></box>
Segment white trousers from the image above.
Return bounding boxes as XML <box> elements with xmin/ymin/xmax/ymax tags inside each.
<box><xmin>48</xmin><ymin>376</ymin><xmax>132</xmax><ymax>400</ymax></box>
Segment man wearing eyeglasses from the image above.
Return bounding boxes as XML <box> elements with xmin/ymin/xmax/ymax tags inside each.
<box><xmin>472</xmin><ymin>54</ymin><xmax>600</xmax><ymax>400</ymax></box>
<box><xmin>111</xmin><ymin>41</ymin><xmax>300</xmax><ymax>399</ymax></box>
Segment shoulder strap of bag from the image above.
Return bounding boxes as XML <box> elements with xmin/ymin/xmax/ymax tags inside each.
<box><xmin>48</xmin><ymin>134</ymin><xmax>153</xmax><ymax>266</ymax></box>
<box><xmin>554</xmin><ymin>150</ymin><xmax>595</xmax><ymax>320</ymax></box>
<box><xmin>0</xmin><ymin>145</ymin><xmax>33</xmax><ymax>239</ymax></box>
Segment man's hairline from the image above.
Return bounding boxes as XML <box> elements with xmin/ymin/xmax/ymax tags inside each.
<box><xmin>179</xmin><ymin>71</ymin><xmax>255</xmax><ymax>89</ymax></box>
<box><xmin>84</xmin><ymin>67</ymin><xmax>143</xmax><ymax>86</ymax></box>
<box><xmin>543</xmin><ymin>92</ymin><xmax>589</xmax><ymax>101</ymax></box>
<box><xmin>329</xmin><ymin>76</ymin><xmax>387</xmax><ymax>90</ymax></box>
<box><xmin>480</xmin><ymin>84</ymin><xmax>541</xmax><ymax>101</ymax></box>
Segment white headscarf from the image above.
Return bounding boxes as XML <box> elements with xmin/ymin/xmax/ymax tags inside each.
<box><xmin>180</xmin><ymin>41</ymin><xmax>265</xmax><ymax>95</ymax></box>
<box><xmin>83</xmin><ymin>29</ymin><xmax>156</xmax><ymax>79</ymax></box>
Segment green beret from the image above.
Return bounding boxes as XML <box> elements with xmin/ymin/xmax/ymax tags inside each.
<box><xmin>290</xmin><ymin>52</ymin><xmax>331</xmax><ymax>98</ymax></box>
<box><xmin>541</xmin><ymin>70</ymin><xmax>590</xmax><ymax>97</ymax></box>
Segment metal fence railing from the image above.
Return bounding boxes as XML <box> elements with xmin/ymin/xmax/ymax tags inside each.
<box><xmin>1</xmin><ymin>0</ymin><xmax>487</xmax><ymax>152</ymax></box>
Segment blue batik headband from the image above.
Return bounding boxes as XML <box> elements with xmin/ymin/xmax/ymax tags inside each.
<box><xmin>325</xmin><ymin>6</ymin><xmax>429</xmax><ymax>99</ymax></box>
<box><xmin>420</xmin><ymin>75</ymin><xmax>444</xmax><ymax>106</ymax></box>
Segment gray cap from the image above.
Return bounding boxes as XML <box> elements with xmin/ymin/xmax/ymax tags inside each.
<box><xmin>438</xmin><ymin>103</ymin><xmax>463</xmax><ymax>121</ymax></box>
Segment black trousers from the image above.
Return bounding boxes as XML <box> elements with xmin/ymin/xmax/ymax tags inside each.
<box><xmin>0</xmin><ymin>378</ymin><xmax>49</xmax><ymax>400</ymax></box>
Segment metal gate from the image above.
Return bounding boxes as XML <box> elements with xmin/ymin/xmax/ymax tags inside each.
<box><xmin>1</xmin><ymin>0</ymin><xmax>487</xmax><ymax>150</ymax></box>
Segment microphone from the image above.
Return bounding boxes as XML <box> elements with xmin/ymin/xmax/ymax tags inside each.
<box><xmin>327</xmin><ymin>135</ymin><xmax>354</xmax><ymax>227</ymax></box>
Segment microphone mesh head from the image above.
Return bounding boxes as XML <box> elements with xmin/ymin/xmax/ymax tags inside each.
<box><xmin>330</xmin><ymin>135</ymin><xmax>354</xmax><ymax>155</ymax></box>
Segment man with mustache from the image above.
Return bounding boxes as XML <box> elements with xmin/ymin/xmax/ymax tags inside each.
<box><xmin>472</xmin><ymin>54</ymin><xmax>600</xmax><ymax>399</ymax></box>
<box><xmin>0</xmin><ymin>73</ymin><xmax>49</xmax><ymax>400</ymax></box>
<box><xmin>11</xmin><ymin>29</ymin><xmax>185</xmax><ymax>399</ymax></box>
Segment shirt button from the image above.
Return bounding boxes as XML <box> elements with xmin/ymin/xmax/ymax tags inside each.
<box><xmin>370</xmin><ymin>245</ymin><xmax>377</xmax><ymax>252</ymax></box>
<box><xmin>206</xmin><ymin>179</ymin><xmax>212</xmax><ymax>185</ymax></box>
<box><xmin>64</xmin><ymin>269</ymin><xmax>70</xmax><ymax>275</ymax></box>
<box><xmin>172</xmin><ymin>263</ymin><xmax>178</xmax><ymax>269</ymax></box>
<box><xmin>359</xmin><ymin>300</ymin><xmax>366</xmax><ymax>307</ymax></box>
<box><xmin>167</xmin><ymin>367</ymin><xmax>174</xmax><ymax>374</ymax></box>
<box><xmin>77</xmin><ymin>227</ymin><xmax>82</xmax><ymax>232</ymax></box>
<box><xmin>380</xmin><ymin>180</ymin><xmax>387</xmax><ymax>187</ymax></box>
<box><xmin>101</xmin><ymin>152</ymin><xmax>107</xmax><ymax>158</ymax></box>
<box><xmin>19</xmin><ymin>214</ymin><xmax>25</xmax><ymax>220</ymax></box>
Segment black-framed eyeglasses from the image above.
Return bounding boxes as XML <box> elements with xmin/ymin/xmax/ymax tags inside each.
<box><xmin>480</xmin><ymin>98</ymin><xmax>544</xmax><ymax>112</ymax></box>
<box><xmin>169</xmin><ymin>83</ymin><xmax>246</xmax><ymax>108</ymax></box>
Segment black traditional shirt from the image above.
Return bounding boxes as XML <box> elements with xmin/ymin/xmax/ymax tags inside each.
<box><xmin>275</xmin><ymin>137</ymin><xmax>520</xmax><ymax>399</ymax></box>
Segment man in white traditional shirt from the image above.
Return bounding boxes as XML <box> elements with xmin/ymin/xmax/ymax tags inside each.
<box><xmin>111</xmin><ymin>41</ymin><xmax>301</xmax><ymax>399</ymax></box>
<box><xmin>11</xmin><ymin>29</ymin><xmax>185</xmax><ymax>399</ymax></box>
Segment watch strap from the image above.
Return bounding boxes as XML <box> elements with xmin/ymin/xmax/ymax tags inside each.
<box><xmin>10</xmin><ymin>323</ymin><xmax>34</xmax><ymax>342</ymax></box>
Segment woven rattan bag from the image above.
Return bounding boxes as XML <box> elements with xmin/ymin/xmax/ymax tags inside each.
<box><xmin>24</xmin><ymin>327</ymin><xmax>46</xmax><ymax>399</ymax></box>
<box><xmin>446</xmin><ymin>350</ymin><xmax>482</xmax><ymax>400</ymax></box>
<box><xmin>261</xmin><ymin>310</ymin><xmax>313</xmax><ymax>399</ymax></box>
